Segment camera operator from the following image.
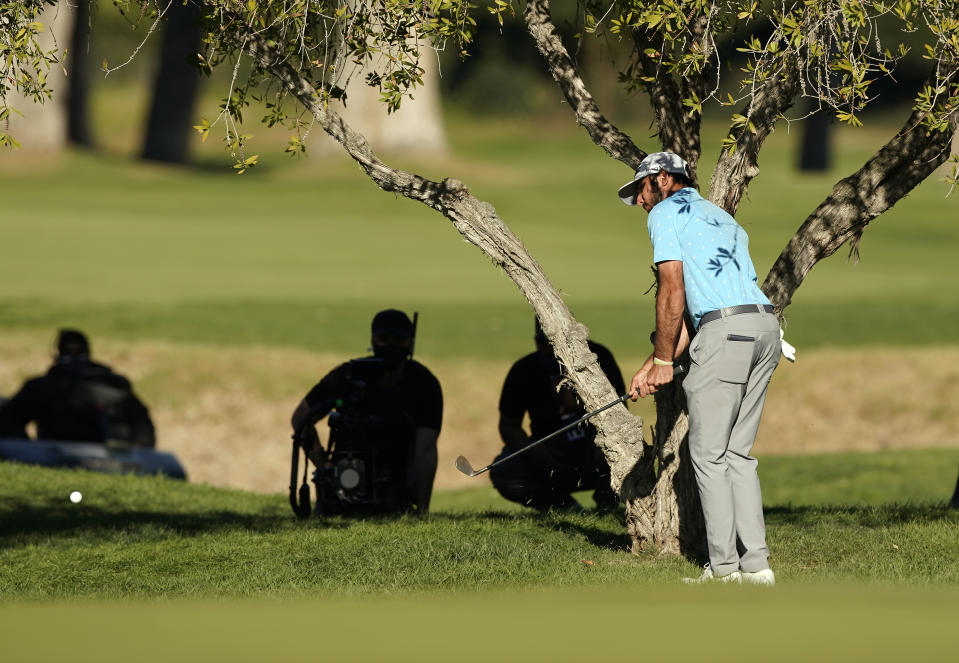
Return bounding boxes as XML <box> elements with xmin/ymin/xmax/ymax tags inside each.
<box><xmin>290</xmin><ymin>310</ymin><xmax>442</xmax><ymax>515</ymax></box>
<box><xmin>0</xmin><ymin>329</ymin><xmax>155</xmax><ymax>447</ymax></box>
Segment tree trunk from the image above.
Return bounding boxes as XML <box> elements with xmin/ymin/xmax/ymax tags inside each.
<box><xmin>627</xmin><ymin>378</ymin><xmax>706</xmax><ymax>557</ymax></box>
<box><xmin>1</xmin><ymin>6</ymin><xmax>73</xmax><ymax>153</ymax></box>
<box><xmin>141</xmin><ymin>1</ymin><xmax>203</xmax><ymax>163</ymax></box>
<box><xmin>67</xmin><ymin>0</ymin><xmax>95</xmax><ymax>148</ymax></box>
<box><xmin>799</xmin><ymin>108</ymin><xmax>831</xmax><ymax>171</ymax></box>
<box><xmin>333</xmin><ymin>43</ymin><xmax>448</xmax><ymax>156</ymax></box>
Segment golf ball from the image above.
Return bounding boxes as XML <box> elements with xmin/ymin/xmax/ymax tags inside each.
<box><xmin>69</xmin><ymin>491</ymin><xmax>82</xmax><ymax>503</ymax></box>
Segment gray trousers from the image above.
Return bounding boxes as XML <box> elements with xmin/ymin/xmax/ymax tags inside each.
<box><xmin>683</xmin><ymin>311</ymin><xmax>781</xmax><ymax>575</ymax></box>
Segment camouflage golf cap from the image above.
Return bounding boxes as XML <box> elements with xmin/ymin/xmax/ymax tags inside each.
<box><xmin>617</xmin><ymin>152</ymin><xmax>691</xmax><ymax>205</ymax></box>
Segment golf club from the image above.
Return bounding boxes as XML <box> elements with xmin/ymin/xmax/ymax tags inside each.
<box><xmin>456</xmin><ymin>364</ymin><xmax>686</xmax><ymax>478</ymax></box>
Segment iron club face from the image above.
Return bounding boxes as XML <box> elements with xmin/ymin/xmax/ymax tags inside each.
<box><xmin>454</xmin><ymin>455</ymin><xmax>478</xmax><ymax>477</ymax></box>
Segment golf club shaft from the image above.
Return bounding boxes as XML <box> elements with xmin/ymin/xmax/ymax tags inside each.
<box><xmin>471</xmin><ymin>393</ymin><xmax>630</xmax><ymax>476</ymax></box>
<box><xmin>464</xmin><ymin>363</ymin><xmax>687</xmax><ymax>477</ymax></box>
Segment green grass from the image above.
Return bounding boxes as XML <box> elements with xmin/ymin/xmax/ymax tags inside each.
<box><xmin>2</xmin><ymin>448</ymin><xmax>957</xmax><ymax>601</ymax></box>
<box><xmin>2</xmin><ymin>585</ymin><xmax>957</xmax><ymax>663</ymax></box>
<box><xmin>1</xmin><ymin>113</ymin><xmax>957</xmax><ymax>359</ymax></box>
<box><xmin>2</xmin><ymin>585</ymin><xmax>958</xmax><ymax>663</ymax></box>
<box><xmin>1</xmin><ymin>451</ymin><xmax>956</xmax><ymax>661</ymax></box>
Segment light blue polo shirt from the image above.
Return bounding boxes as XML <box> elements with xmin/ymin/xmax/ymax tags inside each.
<box><xmin>647</xmin><ymin>187</ymin><xmax>770</xmax><ymax>329</ymax></box>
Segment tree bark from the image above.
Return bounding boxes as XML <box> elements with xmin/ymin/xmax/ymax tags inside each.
<box><xmin>708</xmin><ymin>63</ymin><xmax>800</xmax><ymax>214</ymax></box>
<box><xmin>625</xmin><ymin>15</ymin><xmax>714</xmax><ymax>183</ymax></box>
<box><xmin>627</xmin><ymin>376</ymin><xmax>706</xmax><ymax>556</ymax></box>
<box><xmin>524</xmin><ymin>0</ymin><xmax>702</xmax><ymax>554</ymax></box>
<box><xmin>524</xmin><ymin>0</ymin><xmax>645</xmax><ymax>170</ymax></box>
<box><xmin>763</xmin><ymin>94</ymin><xmax>959</xmax><ymax>311</ymax></box>
<box><xmin>141</xmin><ymin>1</ymin><xmax>203</xmax><ymax>163</ymax></box>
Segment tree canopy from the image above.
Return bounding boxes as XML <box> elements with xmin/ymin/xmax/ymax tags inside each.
<box><xmin>4</xmin><ymin>2</ymin><xmax>956</xmax><ymax>178</ymax></box>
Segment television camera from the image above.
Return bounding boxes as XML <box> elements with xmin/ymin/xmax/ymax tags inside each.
<box><xmin>289</xmin><ymin>358</ymin><xmax>415</xmax><ymax>518</ymax></box>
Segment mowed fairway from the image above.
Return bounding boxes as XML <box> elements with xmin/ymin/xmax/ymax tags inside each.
<box><xmin>1</xmin><ymin>112</ymin><xmax>958</xmax><ymax>355</ymax></box>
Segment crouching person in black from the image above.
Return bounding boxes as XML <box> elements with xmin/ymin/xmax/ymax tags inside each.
<box><xmin>290</xmin><ymin>310</ymin><xmax>442</xmax><ymax>516</ymax></box>
<box><xmin>491</xmin><ymin>322</ymin><xmax>625</xmax><ymax>511</ymax></box>
<box><xmin>0</xmin><ymin>329</ymin><xmax>155</xmax><ymax>446</ymax></box>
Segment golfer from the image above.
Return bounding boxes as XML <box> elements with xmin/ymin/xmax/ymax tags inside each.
<box><xmin>619</xmin><ymin>152</ymin><xmax>780</xmax><ymax>585</ymax></box>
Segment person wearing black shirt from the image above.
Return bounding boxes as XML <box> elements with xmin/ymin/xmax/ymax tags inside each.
<box><xmin>290</xmin><ymin>310</ymin><xmax>442</xmax><ymax>515</ymax></box>
<box><xmin>0</xmin><ymin>329</ymin><xmax>155</xmax><ymax>447</ymax></box>
<box><xmin>491</xmin><ymin>322</ymin><xmax>625</xmax><ymax>511</ymax></box>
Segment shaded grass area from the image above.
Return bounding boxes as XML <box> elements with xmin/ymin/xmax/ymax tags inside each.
<box><xmin>1</xmin><ymin>449</ymin><xmax>957</xmax><ymax>601</ymax></box>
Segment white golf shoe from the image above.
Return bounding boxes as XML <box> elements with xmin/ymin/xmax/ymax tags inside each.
<box><xmin>742</xmin><ymin>568</ymin><xmax>776</xmax><ymax>586</ymax></box>
<box><xmin>682</xmin><ymin>563</ymin><xmax>742</xmax><ymax>584</ymax></box>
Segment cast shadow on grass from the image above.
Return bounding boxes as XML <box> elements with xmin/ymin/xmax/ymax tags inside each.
<box><xmin>536</xmin><ymin>510</ymin><xmax>633</xmax><ymax>553</ymax></box>
<box><xmin>529</xmin><ymin>503</ymin><xmax>958</xmax><ymax>558</ymax></box>
<box><xmin>0</xmin><ymin>500</ymin><xmax>296</xmax><ymax>545</ymax></box>
<box><xmin>0</xmin><ymin>500</ymin><xmax>539</xmax><ymax>546</ymax></box>
<box><xmin>19</xmin><ymin>498</ymin><xmax>949</xmax><ymax>557</ymax></box>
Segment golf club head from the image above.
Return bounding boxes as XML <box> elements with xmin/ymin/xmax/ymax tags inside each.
<box><xmin>454</xmin><ymin>455</ymin><xmax>476</xmax><ymax>477</ymax></box>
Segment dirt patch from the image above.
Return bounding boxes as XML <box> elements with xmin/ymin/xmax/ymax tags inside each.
<box><xmin>1</xmin><ymin>332</ymin><xmax>956</xmax><ymax>494</ymax></box>
<box><xmin>757</xmin><ymin>348</ymin><xmax>959</xmax><ymax>455</ymax></box>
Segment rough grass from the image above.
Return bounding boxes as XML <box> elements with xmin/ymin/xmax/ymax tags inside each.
<box><xmin>1</xmin><ymin>452</ymin><xmax>956</xmax><ymax>603</ymax></box>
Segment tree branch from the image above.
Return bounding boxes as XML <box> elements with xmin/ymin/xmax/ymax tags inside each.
<box><xmin>240</xmin><ymin>28</ymin><xmax>650</xmax><ymax>497</ymax></box>
<box><xmin>623</xmin><ymin>15</ymin><xmax>713</xmax><ymax>184</ymax></box>
<box><xmin>673</xmin><ymin>14</ymin><xmax>712</xmax><ymax>180</ymax></box>
<box><xmin>523</xmin><ymin>0</ymin><xmax>646</xmax><ymax>170</ymax></box>
<box><xmin>708</xmin><ymin>61</ymin><xmax>800</xmax><ymax>214</ymax></box>
<box><xmin>763</xmin><ymin>87</ymin><xmax>958</xmax><ymax>311</ymax></box>
<box><xmin>640</xmin><ymin>54</ymin><xmax>695</xmax><ymax>172</ymax></box>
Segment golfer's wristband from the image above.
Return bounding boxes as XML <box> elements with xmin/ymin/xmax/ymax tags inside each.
<box><xmin>652</xmin><ymin>357</ymin><xmax>673</xmax><ymax>366</ymax></box>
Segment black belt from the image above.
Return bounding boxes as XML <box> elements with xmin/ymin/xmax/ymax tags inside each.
<box><xmin>700</xmin><ymin>304</ymin><xmax>774</xmax><ymax>326</ymax></box>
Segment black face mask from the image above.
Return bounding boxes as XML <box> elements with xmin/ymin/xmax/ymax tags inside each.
<box><xmin>373</xmin><ymin>344</ymin><xmax>408</xmax><ymax>366</ymax></box>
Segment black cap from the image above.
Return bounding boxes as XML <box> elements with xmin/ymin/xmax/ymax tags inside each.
<box><xmin>57</xmin><ymin>329</ymin><xmax>90</xmax><ymax>357</ymax></box>
<box><xmin>371</xmin><ymin>309</ymin><xmax>413</xmax><ymax>336</ymax></box>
